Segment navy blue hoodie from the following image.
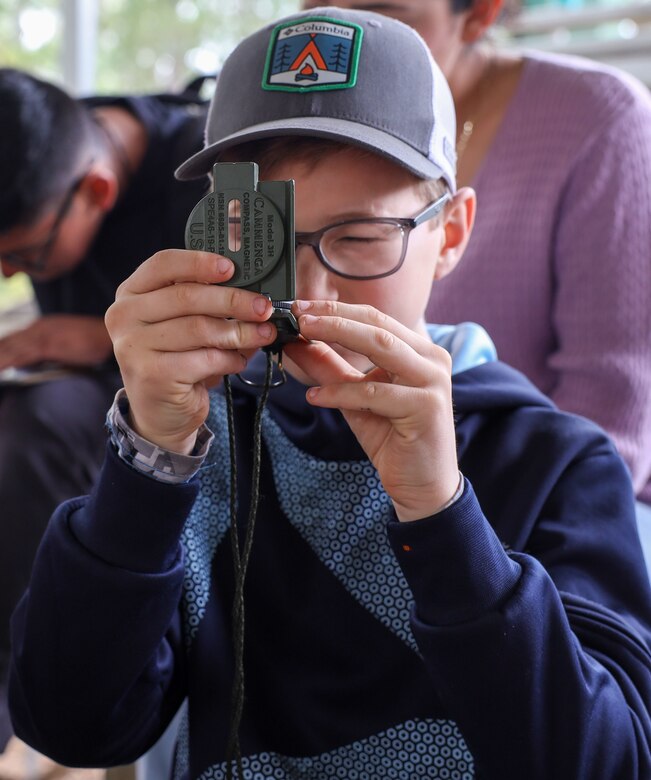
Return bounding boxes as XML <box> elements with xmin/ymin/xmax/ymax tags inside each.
<box><xmin>9</xmin><ymin>351</ymin><xmax>651</xmax><ymax>779</ymax></box>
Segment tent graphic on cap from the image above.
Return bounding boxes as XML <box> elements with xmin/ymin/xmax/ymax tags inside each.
<box><xmin>263</xmin><ymin>17</ymin><xmax>363</xmax><ymax>92</ymax></box>
<box><xmin>290</xmin><ymin>37</ymin><xmax>326</xmax><ymax>82</ymax></box>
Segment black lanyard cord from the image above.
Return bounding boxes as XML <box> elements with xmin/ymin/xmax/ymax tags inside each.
<box><xmin>223</xmin><ymin>350</ymin><xmax>275</xmax><ymax>779</ymax></box>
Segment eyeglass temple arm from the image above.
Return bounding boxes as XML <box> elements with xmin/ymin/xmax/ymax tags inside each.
<box><xmin>412</xmin><ymin>192</ymin><xmax>452</xmax><ymax>226</ymax></box>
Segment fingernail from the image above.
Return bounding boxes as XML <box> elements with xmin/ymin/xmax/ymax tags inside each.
<box><xmin>301</xmin><ymin>314</ymin><xmax>317</xmax><ymax>325</ymax></box>
<box><xmin>257</xmin><ymin>323</ymin><xmax>273</xmax><ymax>338</ymax></box>
<box><xmin>253</xmin><ymin>296</ymin><xmax>269</xmax><ymax>316</ymax></box>
<box><xmin>296</xmin><ymin>300</ymin><xmax>312</xmax><ymax>311</ymax></box>
<box><xmin>306</xmin><ymin>386</ymin><xmax>320</xmax><ymax>400</ymax></box>
<box><xmin>216</xmin><ymin>257</ymin><xmax>231</xmax><ymax>274</ymax></box>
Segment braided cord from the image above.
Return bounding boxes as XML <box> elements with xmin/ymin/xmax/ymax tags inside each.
<box><xmin>224</xmin><ymin>350</ymin><xmax>275</xmax><ymax>779</ymax></box>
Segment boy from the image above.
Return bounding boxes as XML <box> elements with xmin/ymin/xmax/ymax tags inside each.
<box><xmin>9</xmin><ymin>8</ymin><xmax>651</xmax><ymax>779</ymax></box>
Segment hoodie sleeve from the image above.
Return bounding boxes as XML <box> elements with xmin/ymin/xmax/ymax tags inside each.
<box><xmin>388</xmin><ymin>448</ymin><xmax>651</xmax><ymax>779</ymax></box>
<box><xmin>8</xmin><ymin>442</ymin><xmax>199</xmax><ymax>767</ymax></box>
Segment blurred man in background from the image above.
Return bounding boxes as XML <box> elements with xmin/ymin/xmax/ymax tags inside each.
<box><xmin>0</xmin><ymin>67</ymin><xmax>210</xmax><ymax>750</ymax></box>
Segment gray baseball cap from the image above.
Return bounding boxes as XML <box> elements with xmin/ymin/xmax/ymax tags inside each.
<box><xmin>176</xmin><ymin>7</ymin><xmax>457</xmax><ymax>191</ymax></box>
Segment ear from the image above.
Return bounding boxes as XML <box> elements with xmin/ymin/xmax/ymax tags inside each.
<box><xmin>461</xmin><ymin>0</ymin><xmax>504</xmax><ymax>44</ymax></box>
<box><xmin>79</xmin><ymin>167</ymin><xmax>120</xmax><ymax>213</ymax></box>
<box><xmin>434</xmin><ymin>186</ymin><xmax>476</xmax><ymax>281</ymax></box>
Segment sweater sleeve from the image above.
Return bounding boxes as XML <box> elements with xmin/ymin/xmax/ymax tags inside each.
<box><xmin>550</xmin><ymin>89</ymin><xmax>651</xmax><ymax>499</ymax></box>
<box><xmin>388</xmin><ymin>462</ymin><xmax>651</xmax><ymax>779</ymax></box>
<box><xmin>8</xmin><ymin>442</ymin><xmax>200</xmax><ymax>767</ymax></box>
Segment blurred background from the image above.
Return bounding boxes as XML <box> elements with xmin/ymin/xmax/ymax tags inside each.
<box><xmin>2</xmin><ymin>0</ymin><xmax>650</xmax><ymax>94</ymax></box>
<box><xmin>0</xmin><ymin>1</ymin><xmax>650</xmax><ymax>770</ymax></box>
<box><xmin>1</xmin><ymin>0</ymin><xmax>651</xmax><ymax>313</ymax></box>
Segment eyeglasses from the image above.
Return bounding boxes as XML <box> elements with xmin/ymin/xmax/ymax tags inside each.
<box><xmin>0</xmin><ymin>171</ymin><xmax>88</xmax><ymax>274</ymax></box>
<box><xmin>294</xmin><ymin>192</ymin><xmax>451</xmax><ymax>280</ymax></box>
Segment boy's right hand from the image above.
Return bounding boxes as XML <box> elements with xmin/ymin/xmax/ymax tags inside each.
<box><xmin>105</xmin><ymin>249</ymin><xmax>277</xmax><ymax>454</ymax></box>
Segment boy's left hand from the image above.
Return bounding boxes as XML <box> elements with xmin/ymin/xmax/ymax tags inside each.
<box><xmin>285</xmin><ymin>301</ymin><xmax>460</xmax><ymax>522</ymax></box>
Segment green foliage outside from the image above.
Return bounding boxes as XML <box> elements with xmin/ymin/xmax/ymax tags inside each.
<box><xmin>96</xmin><ymin>0</ymin><xmax>301</xmax><ymax>93</ymax></box>
<box><xmin>0</xmin><ymin>0</ymin><xmax>61</xmax><ymax>83</ymax></box>
<box><xmin>0</xmin><ymin>0</ymin><xmax>301</xmax><ymax>93</ymax></box>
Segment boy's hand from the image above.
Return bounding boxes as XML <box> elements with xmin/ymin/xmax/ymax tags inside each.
<box><xmin>285</xmin><ymin>300</ymin><xmax>460</xmax><ymax>522</ymax></box>
<box><xmin>0</xmin><ymin>315</ymin><xmax>113</xmax><ymax>370</ymax></box>
<box><xmin>105</xmin><ymin>250</ymin><xmax>277</xmax><ymax>454</ymax></box>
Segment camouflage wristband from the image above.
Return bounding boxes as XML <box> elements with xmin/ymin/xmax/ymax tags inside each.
<box><xmin>106</xmin><ymin>389</ymin><xmax>213</xmax><ymax>484</ymax></box>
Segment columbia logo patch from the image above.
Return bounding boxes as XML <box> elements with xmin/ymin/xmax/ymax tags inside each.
<box><xmin>263</xmin><ymin>17</ymin><xmax>363</xmax><ymax>92</ymax></box>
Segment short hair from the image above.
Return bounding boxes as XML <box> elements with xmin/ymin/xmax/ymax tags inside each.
<box><xmin>219</xmin><ymin>136</ymin><xmax>449</xmax><ymax>203</ymax></box>
<box><xmin>0</xmin><ymin>68</ymin><xmax>95</xmax><ymax>230</ymax></box>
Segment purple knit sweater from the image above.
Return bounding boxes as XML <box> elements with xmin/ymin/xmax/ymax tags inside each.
<box><xmin>427</xmin><ymin>50</ymin><xmax>651</xmax><ymax>502</ymax></box>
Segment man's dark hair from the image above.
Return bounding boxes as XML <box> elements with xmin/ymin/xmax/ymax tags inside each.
<box><xmin>0</xmin><ymin>68</ymin><xmax>95</xmax><ymax>231</ymax></box>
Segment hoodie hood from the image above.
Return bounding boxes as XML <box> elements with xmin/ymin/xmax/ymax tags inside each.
<box><xmin>453</xmin><ymin>359</ymin><xmax>555</xmax><ymax>416</ymax></box>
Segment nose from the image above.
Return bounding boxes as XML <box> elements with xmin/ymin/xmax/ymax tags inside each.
<box><xmin>0</xmin><ymin>260</ymin><xmax>19</xmax><ymax>278</ymax></box>
<box><xmin>295</xmin><ymin>244</ymin><xmax>337</xmax><ymax>301</ymax></box>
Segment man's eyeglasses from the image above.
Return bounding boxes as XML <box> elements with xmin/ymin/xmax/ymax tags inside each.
<box><xmin>294</xmin><ymin>192</ymin><xmax>451</xmax><ymax>280</ymax></box>
<box><xmin>0</xmin><ymin>171</ymin><xmax>88</xmax><ymax>274</ymax></box>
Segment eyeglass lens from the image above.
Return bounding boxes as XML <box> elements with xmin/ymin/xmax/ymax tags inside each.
<box><xmin>317</xmin><ymin>221</ymin><xmax>406</xmax><ymax>277</ymax></box>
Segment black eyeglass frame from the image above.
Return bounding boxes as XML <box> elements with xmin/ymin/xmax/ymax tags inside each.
<box><xmin>1</xmin><ymin>170</ymin><xmax>89</xmax><ymax>274</ymax></box>
<box><xmin>294</xmin><ymin>191</ymin><xmax>452</xmax><ymax>281</ymax></box>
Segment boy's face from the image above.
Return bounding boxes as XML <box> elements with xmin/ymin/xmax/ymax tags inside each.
<box><xmin>265</xmin><ymin>148</ymin><xmax>448</xmax><ymax>375</ymax></box>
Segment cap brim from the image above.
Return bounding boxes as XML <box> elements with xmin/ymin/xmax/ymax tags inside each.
<box><xmin>175</xmin><ymin>117</ymin><xmax>446</xmax><ymax>183</ymax></box>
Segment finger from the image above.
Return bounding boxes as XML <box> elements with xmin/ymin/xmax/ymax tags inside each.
<box><xmin>143</xmin><ymin>346</ymin><xmax>251</xmax><ymax>388</ymax></box>
<box><xmin>113</xmin><ymin>281</ymin><xmax>275</xmax><ymax>328</ymax></box>
<box><xmin>114</xmin><ymin>315</ymin><xmax>277</xmax><ymax>355</ymax></box>
<box><xmin>0</xmin><ymin>338</ymin><xmax>39</xmax><ymax>369</ymax></box>
<box><xmin>296</xmin><ymin>313</ymin><xmax>442</xmax><ymax>387</ymax></box>
<box><xmin>0</xmin><ymin>351</ymin><xmax>23</xmax><ymax>370</ymax></box>
<box><xmin>308</xmin><ymin>378</ymin><xmax>437</xmax><ymax>417</ymax></box>
<box><xmin>282</xmin><ymin>339</ymin><xmax>363</xmax><ymax>386</ymax></box>
<box><xmin>294</xmin><ymin>300</ymin><xmax>433</xmax><ymax>356</ymax></box>
<box><xmin>116</xmin><ymin>249</ymin><xmax>235</xmax><ymax>296</ymax></box>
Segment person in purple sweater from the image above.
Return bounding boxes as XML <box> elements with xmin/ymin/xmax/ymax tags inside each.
<box><xmin>302</xmin><ymin>1</ymin><xmax>651</xmax><ymax>511</ymax></box>
<box><xmin>8</xmin><ymin>8</ymin><xmax>651</xmax><ymax>779</ymax></box>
